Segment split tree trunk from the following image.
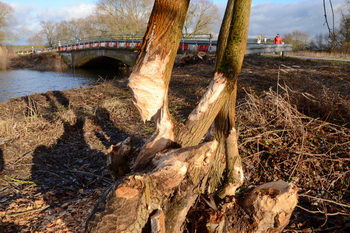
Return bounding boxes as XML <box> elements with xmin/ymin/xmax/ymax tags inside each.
<box><xmin>86</xmin><ymin>0</ymin><xmax>298</xmax><ymax>232</ymax></box>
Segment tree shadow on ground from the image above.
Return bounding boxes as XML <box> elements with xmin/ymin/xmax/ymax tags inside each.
<box><xmin>31</xmin><ymin>91</ymin><xmax>131</xmax><ymax>192</ymax></box>
<box><xmin>22</xmin><ymin>91</ymin><xmax>135</xmax><ymax>232</ymax></box>
<box><xmin>31</xmin><ymin>116</ymin><xmax>108</xmax><ymax>192</ymax></box>
<box><xmin>92</xmin><ymin>106</ymin><xmax>131</xmax><ymax>148</ymax></box>
<box><xmin>0</xmin><ymin>89</ymin><xmax>139</xmax><ymax>232</ymax></box>
<box><xmin>0</xmin><ymin>221</ymin><xmax>21</xmax><ymax>233</ymax></box>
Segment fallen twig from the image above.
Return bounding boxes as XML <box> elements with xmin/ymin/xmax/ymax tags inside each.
<box><xmin>4</xmin><ymin>175</ymin><xmax>36</xmax><ymax>184</ymax></box>
<box><xmin>288</xmin><ymin>127</ymin><xmax>306</xmax><ymax>181</ymax></box>
<box><xmin>299</xmin><ymin>194</ymin><xmax>350</xmax><ymax>209</ymax></box>
<box><xmin>297</xmin><ymin>205</ymin><xmax>350</xmax><ymax>216</ymax></box>
<box><xmin>8</xmin><ymin>205</ymin><xmax>50</xmax><ymax>217</ymax></box>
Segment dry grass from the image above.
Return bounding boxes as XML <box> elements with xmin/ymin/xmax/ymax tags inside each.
<box><xmin>237</xmin><ymin>86</ymin><xmax>350</xmax><ymax>232</ymax></box>
<box><xmin>289</xmin><ymin>51</ymin><xmax>350</xmax><ymax>61</ymax></box>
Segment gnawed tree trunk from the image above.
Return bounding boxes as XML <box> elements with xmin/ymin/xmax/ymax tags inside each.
<box><xmin>86</xmin><ymin>140</ymin><xmax>219</xmax><ymax>232</ymax></box>
<box><xmin>86</xmin><ymin>0</ymin><xmax>298</xmax><ymax>232</ymax></box>
<box><xmin>129</xmin><ymin>0</ymin><xmax>190</xmax><ymax>168</ymax></box>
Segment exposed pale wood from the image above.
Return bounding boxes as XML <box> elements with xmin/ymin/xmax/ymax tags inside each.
<box><xmin>176</xmin><ymin>71</ymin><xmax>232</xmax><ymax>147</ymax></box>
<box><xmin>128</xmin><ymin>52</ymin><xmax>170</xmax><ymax>122</ymax></box>
<box><xmin>223</xmin><ymin>180</ymin><xmax>298</xmax><ymax>233</ymax></box>
<box><xmin>247</xmin><ymin>180</ymin><xmax>298</xmax><ymax>232</ymax></box>
<box><xmin>133</xmin><ymin>107</ymin><xmax>174</xmax><ymax>169</ymax></box>
<box><xmin>86</xmin><ymin>140</ymin><xmax>218</xmax><ymax>232</ymax></box>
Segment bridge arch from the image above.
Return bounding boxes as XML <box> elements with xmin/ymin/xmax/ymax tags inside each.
<box><xmin>61</xmin><ymin>48</ymin><xmax>139</xmax><ymax>68</ymax></box>
<box><xmin>78</xmin><ymin>55</ymin><xmax>127</xmax><ymax>69</ymax></box>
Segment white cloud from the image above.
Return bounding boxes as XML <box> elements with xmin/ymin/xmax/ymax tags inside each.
<box><xmin>8</xmin><ymin>2</ymin><xmax>96</xmax><ymax>44</ymax></box>
<box><xmin>8</xmin><ymin>3</ymin><xmax>40</xmax><ymax>42</ymax></box>
<box><xmin>10</xmin><ymin>3</ymin><xmax>96</xmax><ymax>33</ymax></box>
<box><xmin>37</xmin><ymin>3</ymin><xmax>96</xmax><ymax>22</ymax></box>
<box><xmin>249</xmin><ymin>0</ymin><xmax>344</xmax><ymax>38</ymax></box>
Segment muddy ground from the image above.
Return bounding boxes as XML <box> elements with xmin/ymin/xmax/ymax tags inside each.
<box><xmin>0</xmin><ymin>55</ymin><xmax>349</xmax><ymax>232</ymax></box>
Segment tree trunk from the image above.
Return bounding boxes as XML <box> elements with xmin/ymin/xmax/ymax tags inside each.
<box><xmin>86</xmin><ymin>0</ymin><xmax>298</xmax><ymax>232</ymax></box>
<box><xmin>129</xmin><ymin>0</ymin><xmax>190</xmax><ymax>168</ymax></box>
<box><xmin>208</xmin><ymin>0</ymin><xmax>251</xmax><ymax>198</ymax></box>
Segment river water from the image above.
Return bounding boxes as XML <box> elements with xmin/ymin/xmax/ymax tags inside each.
<box><xmin>0</xmin><ymin>69</ymin><xmax>125</xmax><ymax>103</ymax></box>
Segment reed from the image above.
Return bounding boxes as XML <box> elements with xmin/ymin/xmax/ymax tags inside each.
<box><xmin>0</xmin><ymin>46</ymin><xmax>8</xmax><ymax>70</ymax></box>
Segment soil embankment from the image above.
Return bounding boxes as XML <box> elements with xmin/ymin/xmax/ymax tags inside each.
<box><xmin>0</xmin><ymin>55</ymin><xmax>349</xmax><ymax>232</ymax></box>
<box><xmin>8</xmin><ymin>52</ymin><xmax>69</xmax><ymax>71</ymax></box>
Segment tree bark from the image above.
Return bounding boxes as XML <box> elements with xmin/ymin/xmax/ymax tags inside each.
<box><xmin>202</xmin><ymin>0</ymin><xmax>251</xmax><ymax>197</ymax></box>
<box><xmin>129</xmin><ymin>0</ymin><xmax>190</xmax><ymax>168</ymax></box>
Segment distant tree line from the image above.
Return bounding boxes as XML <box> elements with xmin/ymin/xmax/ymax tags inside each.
<box><xmin>29</xmin><ymin>0</ymin><xmax>219</xmax><ymax>47</ymax></box>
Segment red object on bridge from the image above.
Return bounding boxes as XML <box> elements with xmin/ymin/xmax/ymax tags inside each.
<box><xmin>178</xmin><ymin>44</ymin><xmax>188</xmax><ymax>50</ymax></box>
<box><xmin>197</xmin><ymin>45</ymin><xmax>209</xmax><ymax>52</ymax></box>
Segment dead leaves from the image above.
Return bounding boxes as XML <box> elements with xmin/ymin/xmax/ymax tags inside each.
<box><xmin>1</xmin><ymin>189</ymin><xmax>105</xmax><ymax>233</ymax></box>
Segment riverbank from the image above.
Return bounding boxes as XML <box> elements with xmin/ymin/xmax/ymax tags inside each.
<box><xmin>0</xmin><ymin>55</ymin><xmax>349</xmax><ymax>232</ymax></box>
<box><xmin>8</xmin><ymin>52</ymin><xmax>69</xmax><ymax>71</ymax></box>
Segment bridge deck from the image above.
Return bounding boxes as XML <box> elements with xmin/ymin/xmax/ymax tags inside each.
<box><xmin>16</xmin><ymin>35</ymin><xmax>292</xmax><ymax>56</ymax></box>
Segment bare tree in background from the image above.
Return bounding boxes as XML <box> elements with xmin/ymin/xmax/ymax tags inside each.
<box><xmin>95</xmin><ymin>0</ymin><xmax>153</xmax><ymax>35</ymax></box>
<box><xmin>339</xmin><ymin>0</ymin><xmax>350</xmax><ymax>52</ymax></box>
<box><xmin>0</xmin><ymin>1</ymin><xmax>14</xmax><ymax>44</ymax></box>
<box><xmin>86</xmin><ymin>0</ymin><xmax>298</xmax><ymax>232</ymax></box>
<box><xmin>40</xmin><ymin>20</ymin><xmax>58</xmax><ymax>47</ymax></box>
<box><xmin>27</xmin><ymin>34</ymin><xmax>44</xmax><ymax>47</ymax></box>
<box><xmin>183</xmin><ymin>0</ymin><xmax>220</xmax><ymax>35</ymax></box>
<box><xmin>55</xmin><ymin>18</ymin><xmax>101</xmax><ymax>44</ymax></box>
<box><xmin>95</xmin><ymin>0</ymin><xmax>220</xmax><ymax>36</ymax></box>
<box><xmin>309</xmin><ymin>32</ymin><xmax>330</xmax><ymax>51</ymax></box>
<box><xmin>284</xmin><ymin>30</ymin><xmax>312</xmax><ymax>51</ymax></box>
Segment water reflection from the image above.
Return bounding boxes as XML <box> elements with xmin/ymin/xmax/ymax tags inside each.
<box><xmin>0</xmin><ymin>68</ymin><xmax>128</xmax><ymax>103</ymax></box>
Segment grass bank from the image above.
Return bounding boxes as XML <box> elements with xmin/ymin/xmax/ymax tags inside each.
<box><xmin>289</xmin><ymin>51</ymin><xmax>350</xmax><ymax>61</ymax></box>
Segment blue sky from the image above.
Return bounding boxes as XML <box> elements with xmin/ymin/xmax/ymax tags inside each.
<box><xmin>2</xmin><ymin>0</ymin><xmax>346</xmax><ymax>43</ymax></box>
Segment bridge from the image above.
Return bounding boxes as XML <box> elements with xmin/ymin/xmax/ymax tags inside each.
<box><xmin>16</xmin><ymin>34</ymin><xmax>292</xmax><ymax>68</ymax></box>
<box><xmin>59</xmin><ymin>48</ymin><xmax>139</xmax><ymax>68</ymax></box>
